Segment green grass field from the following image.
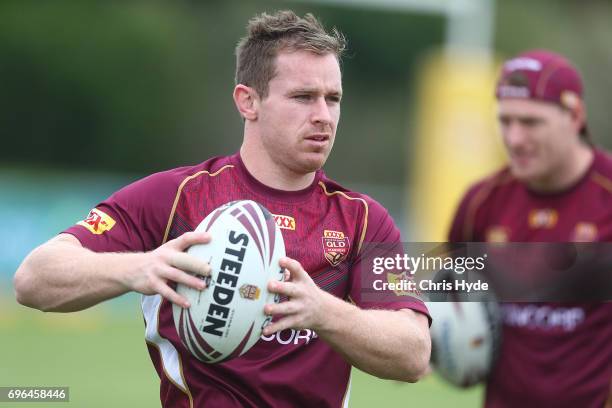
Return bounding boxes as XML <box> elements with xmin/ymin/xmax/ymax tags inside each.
<box><xmin>0</xmin><ymin>289</ymin><xmax>482</xmax><ymax>407</ymax></box>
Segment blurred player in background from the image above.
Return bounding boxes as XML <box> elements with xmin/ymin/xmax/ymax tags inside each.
<box><xmin>449</xmin><ymin>49</ymin><xmax>612</xmax><ymax>407</ymax></box>
<box><xmin>14</xmin><ymin>10</ymin><xmax>430</xmax><ymax>408</ymax></box>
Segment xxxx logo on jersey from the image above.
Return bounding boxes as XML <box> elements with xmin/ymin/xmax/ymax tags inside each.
<box><xmin>78</xmin><ymin>208</ymin><xmax>116</xmax><ymax>235</ymax></box>
<box><xmin>272</xmin><ymin>214</ymin><xmax>296</xmax><ymax>230</ymax></box>
<box><xmin>387</xmin><ymin>271</ymin><xmax>423</xmax><ymax>300</ymax></box>
<box><xmin>486</xmin><ymin>226</ymin><xmax>509</xmax><ymax>243</ymax></box>
<box><xmin>322</xmin><ymin>230</ymin><xmax>350</xmax><ymax>266</ymax></box>
<box><xmin>529</xmin><ymin>208</ymin><xmax>558</xmax><ymax>229</ymax></box>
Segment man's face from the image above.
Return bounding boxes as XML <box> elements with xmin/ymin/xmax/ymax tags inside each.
<box><xmin>498</xmin><ymin>98</ymin><xmax>576</xmax><ymax>188</ymax></box>
<box><xmin>256</xmin><ymin>50</ymin><xmax>342</xmax><ymax>175</ymax></box>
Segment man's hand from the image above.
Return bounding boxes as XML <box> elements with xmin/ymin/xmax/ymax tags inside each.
<box><xmin>14</xmin><ymin>232</ymin><xmax>212</xmax><ymax>312</ymax></box>
<box><xmin>263</xmin><ymin>257</ymin><xmax>328</xmax><ymax>335</ymax></box>
<box><xmin>124</xmin><ymin>231</ymin><xmax>212</xmax><ymax>308</ymax></box>
<box><xmin>262</xmin><ymin>256</ymin><xmax>430</xmax><ymax>382</ymax></box>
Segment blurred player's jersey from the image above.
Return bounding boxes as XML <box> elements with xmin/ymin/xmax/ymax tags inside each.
<box><xmin>449</xmin><ymin>148</ymin><xmax>612</xmax><ymax>408</ymax></box>
<box><xmin>64</xmin><ymin>152</ymin><xmax>429</xmax><ymax>408</ymax></box>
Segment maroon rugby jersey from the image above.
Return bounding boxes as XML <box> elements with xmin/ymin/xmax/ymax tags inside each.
<box><xmin>64</xmin><ymin>152</ymin><xmax>429</xmax><ymax>408</ymax></box>
<box><xmin>449</xmin><ymin>149</ymin><xmax>612</xmax><ymax>408</ymax></box>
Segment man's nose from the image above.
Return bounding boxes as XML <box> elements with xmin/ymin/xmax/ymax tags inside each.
<box><xmin>311</xmin><ymin>97</ymin><xmax>333</xmax><ymax>126</ymax></box>
<box><xmin>504</xmin><ymin>122</ymin><xmax>527</xmax><ymax>148</ymax></box>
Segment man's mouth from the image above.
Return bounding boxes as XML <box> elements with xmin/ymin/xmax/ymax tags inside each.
<box><xmin>306</xmin><ymin>134</ymin><xmax>330</xmax><ymax>142</ymax></box>
<box><xmin>511</xmin><ymin>152</ymin><xmax>533</xmax><ymax>165</ymax></box>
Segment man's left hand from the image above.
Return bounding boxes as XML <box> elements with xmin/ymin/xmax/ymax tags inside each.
<box><xmin>263</xmin><ymin>257</ymin><xmax>328</xmax><ymax>335</ymax></box>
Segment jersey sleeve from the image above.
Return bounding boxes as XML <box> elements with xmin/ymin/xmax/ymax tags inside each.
<box><xmin>448</xmin><ymin>181</ymin><xmax>485</xmax><ymax>243</ymax></box>
<box><xmin>62</xmin><ymin>170</ymin><xmax>182</xmax><ymax>253</ymax></box>
<box><xmin>448</xmin><ymin>190</ymin><xmax>471</xmax><ymax>243</ymax></box>
<box><xmin>348</xmin><ymin>198</ymin><xmax>431</xmax><ymax>324</ymax></box>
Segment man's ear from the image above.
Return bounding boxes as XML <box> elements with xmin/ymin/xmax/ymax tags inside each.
<box><xmin>233</xmin><ymin>84</ymin><xmax>259</xmax><ymax>121</ymax></box>
<box><xmin>572</xmin><ymin>99</ymin><xmax>587</xmax><ymax>136</ymax></box>
<box><xmin>561</xmin><ymin>91</ymin><xmax>586</xmax><ymax>136</ymax></box>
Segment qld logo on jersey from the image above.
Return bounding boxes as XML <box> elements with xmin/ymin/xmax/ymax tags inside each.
<box><xmin>572</xmin><ymin>222</ymin><xmax>597</xmax><ymax>242</ymax></box>
<box><xmin>78</xmin><ymin>208</ymin><xmax>116</xmax><ymax>235</ymax></box>
<box><xmin>321</xmin><ymin>229</ymin><xmax>350</xmax><ymax>266</ymax></box>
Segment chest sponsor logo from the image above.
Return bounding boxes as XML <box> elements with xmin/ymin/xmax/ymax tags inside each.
<box><xmin>272</xmin><ymin>214</ymin><xmax>296</xmax><ymax>230</ymax></box>
<box><xmin>486</xmin><ymin>226</ymin><xmax>509</xmax><ymax>243</ymax></box>
<box><xmin>501</xmin><ymin>304</ymin><xmax>585</xmax><ymax>332</ymax></box>
<box><xmin>322</xmin><ymin>230</ymin><xmax>350</xmax><ymax>266</ymax></box>
<box><xmin>572</xmin><ymin>222</ymin><xmax>597</xmax><ymax>242</ymax></box>
<box><xmin>261</xmin><ymin>328</ymin><xmax>318</xmax><ymax>345</ymax></box>
<box><xmin>528</xmin><ymin>208</ymin><xmax>558</xmax><ymax>229</ymax></box>
<box><xmin>78</xmin><ymin>208</ymin><xmax>116</xmax><ymax>235</ymax></box>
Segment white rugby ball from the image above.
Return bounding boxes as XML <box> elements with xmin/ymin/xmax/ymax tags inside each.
<box><xmin>172</xmin><ymin>200</ymin><xmax>285</xmax><ymax>364</ymax></box>
<box><xmin>426</xmin><ymin>301</ymin><xmax>501</xmax><ymax>387</ymax></box>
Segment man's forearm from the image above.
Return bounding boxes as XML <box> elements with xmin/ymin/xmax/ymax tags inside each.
<box><xmin>263</xmin><ymin>257</ymin><xmax>431</xmax><ymax>382</ymax></box>
<box><xmin>316</xmin><ymin>291</ymin><xmax>431</xmax><ymax>382</ymax></box>
<box><xmin>14</xmin><ymin>236</ymin><xmax>137</xmax><ymax>312</ymax></box>
<box><xmin>15</xmin><ymin>232</ymin><xmax>212</xmax><ymax>313</ymax></box>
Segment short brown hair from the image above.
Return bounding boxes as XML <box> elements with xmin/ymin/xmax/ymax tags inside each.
<box><xmin>235</xmin><ymin>10</ymin><xmax>346</xmax><ymax>98</ymax></box>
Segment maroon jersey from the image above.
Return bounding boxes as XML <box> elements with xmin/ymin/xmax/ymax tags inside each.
<box><xmin>64</xmin><ymin>152</ymin><xmax>429</xmax><ymax>408</ymax></box>
<box><xmin>449</xmin><ymin>149</ymin><xmax>612</xmax><ymax>407</ymax></box>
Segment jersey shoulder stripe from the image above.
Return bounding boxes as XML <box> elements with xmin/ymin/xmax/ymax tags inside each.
<box><xmin>462</xmin><ymin>167</ymin><xmax>514</xmax><ymax>241</ymax></box>
<box><xmin>318</xmin><ymin>180</ymin><xmax>369</xmax><ymax>254</ymax></box>
<box><xmin>162</xmin><ymin>164</ymin><xmax>234</xmax><ymax>244</ymax></box>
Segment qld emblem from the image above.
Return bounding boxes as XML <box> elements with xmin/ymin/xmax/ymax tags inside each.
<box><xmin>572</xmin><ymin>222</ymin><xmax>597</xmax><ymax>242</ymax></box>
<box><xmin>322</xmin><ymin>230</ymin><xmax>350</xmax><ymax>266</ymax></box>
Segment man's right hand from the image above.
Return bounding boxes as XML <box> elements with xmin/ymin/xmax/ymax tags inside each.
<box><xmin>125</xmin><ymin>231</ymin><xmax>212</xmax><ymax>308</ymax></box>
<box><xmin>14</xmin><ymin>232</ymin><xmax>212</xmax><ymax>312</ymax></box>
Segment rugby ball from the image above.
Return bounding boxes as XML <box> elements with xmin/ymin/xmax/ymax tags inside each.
<box><xmin>172</xmin><ymin>200</ymin><xmax>285</xmax><ymax>364</ymax></box>
<box><xmin>426</xmin><ymin>300</ymin><xmax>501</xmax><ymax>387</ymax></box>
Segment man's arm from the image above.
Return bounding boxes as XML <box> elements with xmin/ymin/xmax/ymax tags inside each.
<box><xmin>264</xmin><ymin>257</ymin><xmax>431</xmax><ymax>382</ymax></box>
<box><xmin>14</xmin><ymin>232</ymin><xmax>211</xmax><ymax>313</ymax></box>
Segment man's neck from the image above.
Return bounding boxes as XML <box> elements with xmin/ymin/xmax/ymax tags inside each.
<box><xmin>239</xmin><ymin>145</ymin><xmax>316</xmax><ymax>191</ymax></box>
<box><xmin>528</xmin><ymin>144</ymin><xmax>594</xmax><ymax>193</ymax></box>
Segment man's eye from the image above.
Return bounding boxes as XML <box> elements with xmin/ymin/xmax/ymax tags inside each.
<box><xmin>521</xmin><ymin>118</ymin><xmax>541</xmax><ymax>127</ymax></box>
<box><xmin>294</xmin><ymin>95</ymin><xmax>311</xmax><ymax>101</ymax></box>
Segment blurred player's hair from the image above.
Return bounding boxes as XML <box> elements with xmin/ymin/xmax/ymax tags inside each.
<box><xmin>235</xmin><ymin>10</ymin><xmax>346</xmax><ymax>98</ymax></box>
